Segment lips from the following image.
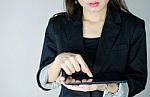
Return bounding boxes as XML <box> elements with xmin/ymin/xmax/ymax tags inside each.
<box><xmin>88</xmin><ymin>2</ymin><xmax>100</xmax><ymax>7</ymax></box>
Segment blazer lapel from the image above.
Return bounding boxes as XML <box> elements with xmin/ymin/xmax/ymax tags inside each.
<box><xmin>64</xmin><ymin>13</ymin><xmax>86</xmax><ymax>59</ymax></box>
<box><xmin>64</xmin><ymin>3</ymin><xmax>122</xmax><ymax>73</ymax></box>
<box><xmin>93</xmin><ymin>4</ymin><xmax>122</xmax><ymax>73</ymax></box>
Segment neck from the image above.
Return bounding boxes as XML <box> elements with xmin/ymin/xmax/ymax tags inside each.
<box><xmin>82</xmin><ymin>6</ymin><xmax>107</xmax><ymax>22</ymax></box>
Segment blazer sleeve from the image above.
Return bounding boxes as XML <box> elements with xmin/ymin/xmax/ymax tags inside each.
<box><xmin>36</xmin><ymin>17</ymin><xmax>58</xmax><ymax>91</ymax></box>
<box><xmin>125</xmin><ymin>20</ymin><xmax>147</xmax><ymax>96</ymax></box>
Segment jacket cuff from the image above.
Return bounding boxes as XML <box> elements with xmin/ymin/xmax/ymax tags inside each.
<box><xmin>39</xmin><ymin>65</ymin><xmax>60</xmax><ymax>90</ymax></box>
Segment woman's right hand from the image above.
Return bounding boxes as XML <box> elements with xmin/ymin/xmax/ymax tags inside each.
<box><xmin>55</xmin><ymin>52</ymin><xmax>93</xmax><ymax>77</ymax></box>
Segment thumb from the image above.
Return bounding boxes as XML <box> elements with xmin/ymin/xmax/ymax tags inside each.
<box><xmin>60</xmin><ymin>77</ymin><xmax>65</xmax><ymax>83</ymax></box>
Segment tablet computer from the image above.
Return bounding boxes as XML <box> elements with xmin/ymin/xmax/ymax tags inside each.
<box><xmin>62</xmin><ymin>70</ymin><xmax>127</xmax><ymax>85</ymax></box>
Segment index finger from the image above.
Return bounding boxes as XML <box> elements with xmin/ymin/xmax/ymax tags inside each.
<box><xmin>75</xmin><ymin>55</ymin><xmax>93</xmax><ymax>77</ymax></box>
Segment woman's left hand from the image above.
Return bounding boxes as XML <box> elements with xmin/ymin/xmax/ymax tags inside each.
<box><xmin>60</xmin><ymin>76</ymin><xmax>107</xmax><ymax>92</ymax></box>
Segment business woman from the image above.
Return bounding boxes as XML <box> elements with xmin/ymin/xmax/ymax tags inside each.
<box><xmin>36</xmin><ymin>0</ymin><xmax>147</xmax><ymax>97</ymax></box>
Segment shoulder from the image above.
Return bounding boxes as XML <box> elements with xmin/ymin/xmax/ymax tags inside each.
<box><xmin>49</xmin><ymin>12</ymin><xmax>69</xmax><ymax>24</ymax></box>
<box><xmin>118</xmin><ymin>10</ymin><xmax>146</xmax><ymax>39</ymax></box>
<box><xmin>119</xmin><ymin>10</ymin><xmax>145</xmax><ymax>26</ymax></box>
<box><xmin>46</xmin><ymin>12</ymin><xmax>69</xmax><ymax>35</ymax></box>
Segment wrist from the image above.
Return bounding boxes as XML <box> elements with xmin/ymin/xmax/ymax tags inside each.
<box><xmin>47</xmin><ymin>58</ymin><xmax>62</xmax><ymax>83</ymax></box>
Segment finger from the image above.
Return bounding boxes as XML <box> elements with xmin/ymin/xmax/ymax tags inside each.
<box><xmin>65</xmin><ymin>59</ymin><xmax>75</xmax><ymax>73</ymax></box>
<box><xmin>82</xmin><ymin>79</ymin><xmax>87</xmax><ymax>82</ymax></box>
<box><xmin>60</xmin><ymin>77</ymin><xmax>65</xmax><ymax>81</ymax></box>
<box><xmin>62</xmin><ymin>83</ymin><xmax>82</xmax><ymax>91</ymax></box>
<box><xmin>97</xmin><ymin>84</ymin><xmax>107</xmax><ymax>91</ymax></box>
<box><xmin>61</xmin><ymin>63</ymin><xmax>72</xmax><ymax>75</ymax></box>
<box><xmin>66</xmin><ymin>76</ymin><xmax>72</xmax><ymax>83</ymax></box>
<box><xmin>79</xmin><ymin>85</ymin><xmax>90</xmax><ymax>90</ymax></box>
<box><xmin>75</xmin><ymin>55</ymin><xmax>93</xmax><ymax>77</ymax></box>
<box><xmin>69</xmin><ymin>56</ymin><xmax>80</xmax><ymax>72</ymax></box>
<box><xmin>87</xmin><ymin>79</ymin><xmax>93</xmax><ymax>82</ymax></box>
<box><xmin>81</xmin><ymin>66</ymin><xmax>93</xmax><ymax>77</ymax></box>
<box><xmin>68</xmin><ymin>78</ymin><xmax>78</xmax><ymax>87</ymax></box>
<box><xmin>75</xmin><ymin>80</ymin><xmax>81</xmax><ymax>83</ymax></box>
<box><xmin>60</xmin><ymin>77</ymin><xmax>65</xmax><ymax>83</ymax></box>
<box><xmin>71</xmin><ymin>78</ymin><xmax>75</xmax><ymax>83</ymax></box>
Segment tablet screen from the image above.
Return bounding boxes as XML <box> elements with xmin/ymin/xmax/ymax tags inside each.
<box><xmin>62</xmin><ymin>70</ymin><xmax>127</xmax><ymax>85</ymax></box>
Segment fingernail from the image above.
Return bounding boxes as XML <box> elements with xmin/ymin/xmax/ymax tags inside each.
<box><xmin>89</xmin><ymin>73</ymin><xmax>93</xmax><ymax>77</ymax></box>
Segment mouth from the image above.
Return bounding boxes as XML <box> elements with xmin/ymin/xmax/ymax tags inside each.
<box><xmin>88</xmin><ymin>2</ymin><xmax>100</xmax><ymax>7</ymax></box>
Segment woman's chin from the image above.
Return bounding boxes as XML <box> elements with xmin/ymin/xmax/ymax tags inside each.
<box><xmin>85</xmin><ymin>7</ymin><xmax>104</xmax><ymax>13</ymax></box>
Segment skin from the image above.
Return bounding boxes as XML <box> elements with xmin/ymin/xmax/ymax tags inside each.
<box><xmin>48</xmin><ymin>0</ymin><xmax>118</xmax><ymax>93</ymax></box>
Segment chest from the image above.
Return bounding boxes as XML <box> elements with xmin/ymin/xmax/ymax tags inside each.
<box><xmin>55</xmin><ymin>18</ymin><xmax>130</xmax><ymax>73</ymax></box>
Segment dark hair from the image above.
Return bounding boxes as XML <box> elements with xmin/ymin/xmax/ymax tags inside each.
<box><xmin>64</xmin><ymin>0</ymin><xmax>129</xmax><ymax>16</ymax></box>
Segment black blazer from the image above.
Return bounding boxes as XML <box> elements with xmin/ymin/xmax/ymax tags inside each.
<box><xmin>36</xmin><ymin>4</ymin><xmax>147</xmax><ymax>97</ymax></box>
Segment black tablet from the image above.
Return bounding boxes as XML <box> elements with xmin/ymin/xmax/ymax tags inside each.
<box><xmin>62</xmin><ymin>70</ymin><xmax>127</xmax><ymax>85</ymax></box>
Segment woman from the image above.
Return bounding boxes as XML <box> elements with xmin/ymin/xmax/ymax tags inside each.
<box><xmin>36</xmin><ymin>0</ymin><xmax>147</xmax><ymax>97</ymax></box>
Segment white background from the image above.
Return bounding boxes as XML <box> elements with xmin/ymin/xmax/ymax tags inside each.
<box><xmin>0</xmin><ymin>0</ymin><xmax>149</xmax><ymax>97</ymax></box>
